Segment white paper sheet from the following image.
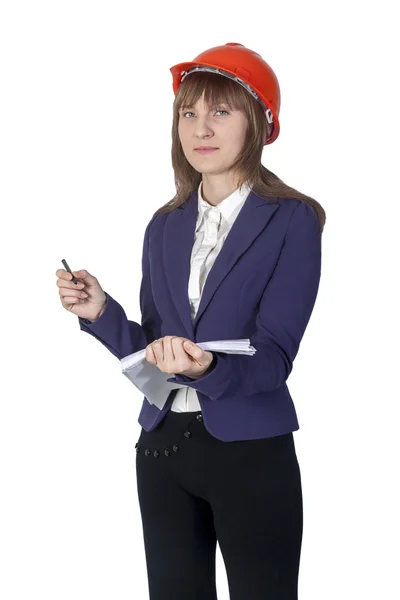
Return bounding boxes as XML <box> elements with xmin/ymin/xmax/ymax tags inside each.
<box><xmin>120</xmin><ymin>339</ymin><xmax>256</xmax><ymax>409</ymax></box>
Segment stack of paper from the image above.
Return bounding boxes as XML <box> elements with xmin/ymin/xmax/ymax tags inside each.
<box><xmin>120</xmin><ymin>339</ymin><xmax>256</xmax><ymax>409</ymax></box>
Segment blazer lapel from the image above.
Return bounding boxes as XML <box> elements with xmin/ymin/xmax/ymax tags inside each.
<box><xmin>163</xmin><ymin>189</ymin><xmax>280</xmax><ymax>339</ymax></box>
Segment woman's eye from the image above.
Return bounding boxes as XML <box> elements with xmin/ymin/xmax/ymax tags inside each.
<box><xmin>182</xmin><ymin>109</ymin><xmax>229</xmax><ymax>118</ymax></box>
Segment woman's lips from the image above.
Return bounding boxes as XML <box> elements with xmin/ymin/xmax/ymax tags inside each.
<box><xmin>195</xmin><ymin>148</ymin><xmax>218</xmax><ymax>154</ymax></box>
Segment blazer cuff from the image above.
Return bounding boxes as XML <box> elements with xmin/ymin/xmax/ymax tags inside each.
<box><xmin>166</xmin><ymin>352</ymin><xmax>231</xmax><ymax>401</ymax></box>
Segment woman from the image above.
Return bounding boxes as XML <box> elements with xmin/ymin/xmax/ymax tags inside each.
<box><xmin>56</xmin><ymin>42</ymin><xmax>325</xmax><ymax>599</ymax></box>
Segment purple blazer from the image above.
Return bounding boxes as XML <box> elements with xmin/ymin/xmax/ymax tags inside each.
<box><xmin>78</xmin><ymin>189</ymin><xmax>322</xmax><ymax>442</ymax></box>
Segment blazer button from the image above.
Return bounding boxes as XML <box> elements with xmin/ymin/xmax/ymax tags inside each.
<box><xmin>136</xmin><ymin>447</ymin><xmax>140</xmax><ymax>453</ymax></box>
<box><xmin>196</xmin><ymin>414</ymin><xmax>203</xmax><ymax>422</ymax></box>
<box><xmin>135</xmin><ymin>443</ymin><xmax>138</xmax><ymax>448</ymax></box>
<box><xmin>184</xmin><ymin>431</ymin><xmax>192</xmax><ymax>438</ymax></box>
<box><xmin>173</xmin><ymin>445</ymin><xmax>179</xmax><ymax>452</ymax></box>
<box><xmin>154</xmin><ymin>450</ymin><xmax>160</xmax><ymax>458</ymax></box>
<box><xmin>164</xmin><ymin>449</ymin><xmax>170</xmax><ymax>456</ymax></box>
<box><xmin>145</xmin><ymin>449</ymin><xmax>151</xmax><ymax>456</ymax></box>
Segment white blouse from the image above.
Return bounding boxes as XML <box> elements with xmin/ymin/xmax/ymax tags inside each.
<box><xmin>170</xmin><ymin>180</ymin><xmax>252</xmax><ymax>412</ymax></box>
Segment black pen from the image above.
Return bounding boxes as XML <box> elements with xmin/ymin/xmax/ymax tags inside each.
<box><xmin>61</xmin><ymin>259</ymin><xmax>78</xmax><ymax>284</ymax></box>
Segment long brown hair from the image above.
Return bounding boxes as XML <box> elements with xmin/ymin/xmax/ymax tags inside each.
<box><xmin>154</xmin><ymin>71</ymin><xmax>326</xmax><ymax>233</ymax></box>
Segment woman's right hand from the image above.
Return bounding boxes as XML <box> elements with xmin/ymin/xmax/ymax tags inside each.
<box><xmin>55</xmin><ymin>268</ymin><xmax>107</xmax><ymax>322</ymax></box>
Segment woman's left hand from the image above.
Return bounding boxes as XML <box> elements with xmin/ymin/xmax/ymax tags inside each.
<box><xmin>145</xmin><ymin>336</ymin><xmax>214</xmax><ymax>380</ymax></box>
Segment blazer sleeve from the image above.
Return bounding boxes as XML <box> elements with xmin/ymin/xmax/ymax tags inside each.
<box><xmin>77</xmin><ymin>215</ymin><xmax>162</xmax><ymax>360</ymax></box>
<box><xmin>167</xmin><ymin>202</ymin><xmax>322</xmax><ymax>400</ymax></box>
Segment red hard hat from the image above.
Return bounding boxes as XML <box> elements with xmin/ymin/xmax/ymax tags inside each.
<box><xmin>170</xmin><ymin>42</ymin><xmax>281</xmax><ymax>145</ymax></box>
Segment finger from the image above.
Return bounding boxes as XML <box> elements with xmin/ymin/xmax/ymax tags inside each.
<box><xmin>172</xmin><ymin>337</ymin><xmax>192</xmax><ymax>368</ymax></box>
<box><xmin>152</xmin><ymin>338</ymin><xmax>164</xmax><ymax>362</ymax></box>
<box><xmin>56</xmin><ymin>269</ymin><xmax>84</xmax><ymax>287</ymax></box>
<box><xmin>70</xmin><ymin>270</ymin><xmax>95</xmax><ymax>284</ymax></box>
<box><xmin>181</xmin><ymin>340</ymin><xmax>205</xmax><ymax>367</ymax></box>
<box><xmin>178</xmin><ymin>338</ymin><xmax>196</xmax><ymax>356</ymax></box>
<box><xmin>59</xmin><ymin>287</ymin><xmax>88</xmax><ymax>299</ymax></box>
<box><xmin>163</xmin><ymin>336</ymin><xmax>179</xmax><ymax>364</ymax></box>
<box><xmin>55</xmin><ymin>269</ymin><xmax>71</xmax><ymax>279</ymax></box>
<box><xmin>56</xmin><ymin>277</ymin><xmax>85</xmax><ymax>289</ymax></box>
<box><xmin>56</xmin><ymin>269</ymin><xmax>94</xmax><ymax>285</ymax></box>
<box><xmin>145</xmin><ymin>344</ymin><xmax>156</xmax><ymax>364</ymax></box>
<box><xmin>61</xmin><ymin>296</ymin><xmax>86</xmax><ymax>307</ymax></box>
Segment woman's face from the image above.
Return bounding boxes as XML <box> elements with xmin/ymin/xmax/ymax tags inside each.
<box><xmin>178</xmin><ymin>90</ymin><xmax>248</xmax><ymax>177</ymax></box>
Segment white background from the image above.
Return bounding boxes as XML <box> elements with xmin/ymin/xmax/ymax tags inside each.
<box><xmin>1</xmin><ymin>1</ymin><xmax>399</xmax><ymax>598</ymax></box>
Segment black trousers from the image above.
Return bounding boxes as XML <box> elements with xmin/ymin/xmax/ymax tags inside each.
<box><xmin>135</xmin><ymin>410</ymin><xmax>303</xmax><ymax>600</ymax></box>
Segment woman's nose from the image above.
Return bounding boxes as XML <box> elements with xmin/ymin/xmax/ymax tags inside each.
<box><xmin>194</xmin><ymin>119</ymin><xmax>214</xmax><ymax>137</ymax></box>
